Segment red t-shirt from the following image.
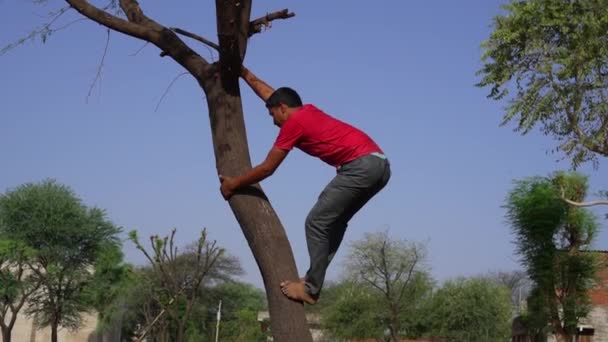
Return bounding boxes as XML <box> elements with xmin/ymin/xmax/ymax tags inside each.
<box><xmin>273</xmin><ymin>104</ymin><xmax>383</xmax><ymax>167</ymax></box>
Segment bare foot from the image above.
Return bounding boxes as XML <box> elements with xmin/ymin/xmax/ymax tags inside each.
<box><xmin>280</xmin><ymin>280</ymin><xmax>317</xmax><ymax>305</ymax></box>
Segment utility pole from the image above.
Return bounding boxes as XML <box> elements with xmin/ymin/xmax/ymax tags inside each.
<box><xmin>215</xmin><ymin>299</ymin><xmax>222</xmax><ymax>342</ymax></box>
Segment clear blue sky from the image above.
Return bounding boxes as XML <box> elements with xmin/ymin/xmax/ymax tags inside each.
<box><xmin>1</xmin><ymin>0</ymin><xmax>607</xmax><ymax>288</ymax></box>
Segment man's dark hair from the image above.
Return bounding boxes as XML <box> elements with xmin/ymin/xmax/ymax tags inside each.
<box><xmin>265</xmin><ymin>87</ymin><xmax>303</xmax><ymax>108</ymax></box>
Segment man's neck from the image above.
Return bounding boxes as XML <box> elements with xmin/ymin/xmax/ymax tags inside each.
<box><xmin>285</xmin><ymin>106</ymin><xmax>303</xmax><ymax>117</ymax></box>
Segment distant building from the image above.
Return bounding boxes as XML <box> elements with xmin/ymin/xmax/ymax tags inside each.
<box><xmin>512</xmin><ymin>251</ymin><xmax>608</xmax><ymax>342</ymax></box>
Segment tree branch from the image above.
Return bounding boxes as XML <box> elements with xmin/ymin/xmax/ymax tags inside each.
<box><xmin>249</xmin><ymin>9</ymin><xmax>295</xmax><ymax>37</ymax></box>
<box><xmin>0</xmin><ymin>314</ymin><xmax>7</xmax><ymax>331</ymax></box>
<box><xmin>380</xmin><ymin>240</ymin><xmax>392</xmax><ymax>299</ymax></box>
<box><xmin>594</xmin><ymin>64</ymin><xmax>608</xmax><ymax>140</ymax></box>
<box><xmin>171</xmin><ymin>28</ymin><xmax>219</xmax><ymax>51</ymax></box>
<box><xmin>353</xmin><ymin>248</ymin><xmax>385</xmax><ymax>285</ymax></box>
<box><xmin>119</xmin><ymin>0</ymin><xmax>152</xmax><ymax>26</ymax></box>
<box><xmin>563</xmin><ymin>197</ymin><xmax>608</xmax><ymax>207</ymax></box>
<box><xmin>560</xmin><ymin>187</ymin><xmax>608</xmax><ymax>207</ymax></box>
<box><xmin>567</xmin><ymin>73</ymin><xmax>607</xmax><ymax>156</ymax></box>
<box><xmin>66</xmin><ymin>0</ymin><xmax>210</xmax><ymax>78</ymax></box>
<box><xmin>397</xmin><ymin>252</ymin><xmax>419</xmax><ymax>304</ymax></box>
<box><xmin>135</xmin><ymin>286</ymin><xmax>186</xmax><ymax>342</ymax></box>
<box><xmin>360</xmin><ymin>273</ymin><xmax>388</xmax><ymax>295</ymax></box>
<box><xmin>169</xmin><ymin>228</ymin><xmax>176</xmax><ymax>261</ymax></box>
<box><xmin>65</xmin><ymin>0</ymin><xmax>156</xmax><ymax>41</ymax></box>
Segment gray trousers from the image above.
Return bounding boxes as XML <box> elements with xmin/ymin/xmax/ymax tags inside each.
<box><xmin>304</xmin><ymin>153</ymin><xmax>391</xmax><ymax>296</ymax></box>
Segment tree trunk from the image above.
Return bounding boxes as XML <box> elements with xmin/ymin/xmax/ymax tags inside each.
<box><xmin>101</xmin><ymin>311</ymin><xmax>122</xmax><ymax>342</ymax></box>
<box><xmin>176</xmin><ymin>319</ymin><xmax>186</xmax><ymax>342</ymax></box>
<box><xmin>389</xmin><ymin>323</ymin><xmax>399</xmax><ymax>341</ymax></box>
<box><xmin>389</xmin><ymin>305</ymin><xmax>399</xmax><ymax>342</ymax></box>
<box><xmin>51</xmin><ymin>322</ymin><xmax>58</xmax><ymax>342</ymax></box>
<box><xmin>200</xmin><ymin>68</ymin><xmax>312</xmax><ymax>342</ymax></box>
<box><xmin>175</xmin><ymin>327</ymin><xmax>184</xmax><ymax>342</ymax></box>
<box><xmin>1</xmin><ymin>326</ymin><xmax>11</xmax><ymax>342</ymax></box>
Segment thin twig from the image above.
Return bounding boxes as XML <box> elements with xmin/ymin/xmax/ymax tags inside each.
<box><xmin>130</xmin><ymin>41</ymin><xmax>149</xmax><ymax>56</ymax></box>
<box><xmin>32</xmin><ymin>5</ymin><xmax>69</xmax><ymax>20</ymax></box>
<box><xmin>102</xmin><ymin>0</ymin><xmax>120</xmax><ymax>15</ymax></box>
<box><xmin>155</xmin><ymin>72</ymin><xmax>189</xmax><ymax>112</ymax></box>
<box><xmin>1</xmin><ymin>6</ymin><xmax>72</xmax><ymax>56</ymax></box>
<box><xmin>87</xmin><ymin>29</ymin><xmax>111</xmax><ymax>102</ymax></box>
<box><xmin>51</xmin><ymin>18</ymin><xmax>88</xmax><ymax>32</ymax></box>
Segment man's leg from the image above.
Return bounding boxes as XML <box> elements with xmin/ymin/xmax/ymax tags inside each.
<box><xmin>281</xmin><ymin>155</ymin><xmax>390</xmax><ymax>303</ymax></box>
<box><xmin>279</xmin><ymin>178</ymin><xmax>353</xmax><ymax>304</ymax></box>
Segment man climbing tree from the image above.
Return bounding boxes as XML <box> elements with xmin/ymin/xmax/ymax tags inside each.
<box><xmin>220</xmin><ymin>66</ymin><xmax>391</xmax><ymax>304</ymax></box>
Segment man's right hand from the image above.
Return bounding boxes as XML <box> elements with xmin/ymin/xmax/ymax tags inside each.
<box><xmin>219</xmin><ymin>175</ymin><xmax>239</xmax><ymax>200</ymax></box>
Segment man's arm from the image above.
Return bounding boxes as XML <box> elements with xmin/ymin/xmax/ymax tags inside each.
<box><xmin>241</xmin><ymin>66</ymin><xmax>275</xmax><ymax>102</ymax></box>
<box><xmin>219</xmin><ymin>147</ymin><xmax>288</xmax><ymax>199</ymax></box>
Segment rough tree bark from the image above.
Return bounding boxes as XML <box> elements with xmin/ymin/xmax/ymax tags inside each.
<box><xmin>58</xmin><ymin>0</ymin><xmax>312</xmax><ymax>341</ymax></box>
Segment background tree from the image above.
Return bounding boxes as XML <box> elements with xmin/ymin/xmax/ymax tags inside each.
<box><xmin>101</xmin><ymin>251</ymin><xmax>246</xmax><ymax>342</ymax></box>
<box><xmin>128</xmin><ymin>228</ymin><xmax>223</xmax><ymax>342</ymax></box>
<box><xmin>0</xmin><ymin>179</ymin><xmax>123</xmax><ymax>342</ymax></box>
<box><xmin>110</xmin><ymin>270</ymin><xmax>168</xmax><ymax>342</ymax></box>
<box><xmin>344</xmin><ymin>230</ymin><xmax>432</xmax><ymax>341</ymax></box>
<box><xmin>483</xmin><ymin>270</ymin><xmax>532</xmax><ymax>313</ymax></box>
<box><xmin>86</xmin><ymin>242</ymin><xmax>133</xmax><ymax>342</ymax></box>
<box><xmin>477</xmin><ymin>0</ymin><xmax>608</xmax><ymax>167</ymax></box>
<box><xmin>205</xmin><ymin>282</ymin><xmax>267</xmax><ymax>342</ymax></box>
<box><xmin>505</xmin><ymin>172</ymin><xmax>599</xmax><ymax>341</ymax></box>
<box><xmin>426</xmin><ymin>277</ymin><xmax>512</xmax><ymax>342</ymax></box>
<box><xmin>2</xmin><ymin>1</ymin><xmax>311</xmax><ymax>338</ymax></box>
<box><xmin>0</xmin><ymin>240</ymin><xmax>39</xmax><ymax>342</ymax></box>
<box><xmin>320</xmin><ymin>281</ymin><xmax>386</xmax><ymax>341</ymax></box>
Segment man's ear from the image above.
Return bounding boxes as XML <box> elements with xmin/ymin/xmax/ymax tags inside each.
<box><xmin>279</xmin><ymin>103</ymin><xmax>289</xmax><ymax>114</ymax></box>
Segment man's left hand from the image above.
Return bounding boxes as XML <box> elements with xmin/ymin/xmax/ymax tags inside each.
<box><xmin>219</xmin><ymin>175</ymin><xmax>238</xmax><ymax>200</ymax></box>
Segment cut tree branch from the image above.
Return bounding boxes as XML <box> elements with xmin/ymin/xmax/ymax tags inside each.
<box><xmin>171</xmin><ymin>28</ymin><xmax>219</xmax><ymax>51</ymax></box>
<box><xmin>249</xmin><ymin>9</ymin><xmax>295</xmax><ymax>37</ymax></box>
